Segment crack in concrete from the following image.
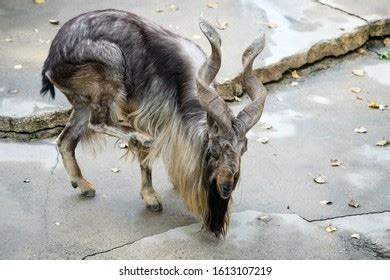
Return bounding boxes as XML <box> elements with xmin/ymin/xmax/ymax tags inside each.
<box><xmin>316</xmin><ymin>1</ymin><xmax>368</xmax><ymax>23</ymax></box>
<box><xmin>0</xmin><ymin>126</ymin><xmax>65</xmax><ymax>135</ymax></box>
<box><xmin>297</xmin><ymin>210</ymin><xmax>390</xmax><ymax>223</ymax></box>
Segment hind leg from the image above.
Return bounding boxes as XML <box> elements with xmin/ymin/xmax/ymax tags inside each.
<box><xmin>57</xmin><ymin>107</ymin><xmax>96</xmax><ymax>197</ymax></box>
<box><xmin>129</xmin><ymin>141</ymin><xmax>162</xmax><ymax>211</ymax></box>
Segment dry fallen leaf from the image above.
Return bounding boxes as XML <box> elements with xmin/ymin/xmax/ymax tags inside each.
<box><xmin>368</xmin><ymin>102</ymin><xmax>380</xmax><ymax>109</ymax></box>
<box><xmin>351</xmin><ymin>233</ymin><xmax>361</xmax><ymax>239</ymax></box>
<box><xmin>314</xmin><ymin>175</ymin><xmax>327</xmax><ymax>184</ymax></box>
<box><xmin>257</xmin><ymin>137</ymin><xmax>269</xmax><ymax>144</ymax></box>
<box><xmin>34</xmin><ymin>0</ymin><xmax>45</xmax><ymax>4</ymax></box>
<box><xmin>207</xmin><ymin>0</ymin><xmax>218</xmax><ymax>8</ymax></box>
<box><xmin>350</xmin><ymin>87</ymin><xmax>361</xmax><ymax>93</ymax></box>
<box><xmin>376</xmin><ymin>138</ymin><xmax>389</xmax><ymax>147</ymax></box>
<box><xmin>111</xmin><ymin>167</ymin><xmax>120</xmax><ymax>173</ymax></box>
<box><xmin>216</xmin><ymin>18</ymin><xmax>228</xmax><ymax>30</ymax></box>
<box><xmin>320</xmin><ymin>200</ymin><xmax>333</xmax><ymax>205</ymax></box>
<box><xmin>233</xmin><ymin>96</ymin><xmax>241</xmax><ymax>102</ymax></box>
<box><xmin>13</xmin><ymin>65</ymin><xmax>22</xmax><ymax>70</ymax></box>
<box><xmin>348</xmin><ymin>199</ymin><xmax>360</xmax><ymax>208</ymax></box>
<box><xmin>260</xmin><ymin>123</ymin><xmax>272</xmax><ymax>130</ymax></box>
<box><xmin>49</xmin><ymin>19</ymin><xmax>60</xmax><ymax>25</ymax></box>
<box><xmin>354</xmin><ymin>127</ymin><xmax>367</xmax><ymax>133</ymax></box>
<box><xmin>352</xmin><ymin>69</ymin><xmax>365</xmax><ymax>77</ymax></box>
<box><xmin>257</xmin><ymin>215</ymin><xmax>272</xmax><ymax>224</ymax></box>
<box><xmin>330</xmin><ymin>159</ymin><xmax>342</xmax><ymax>167</ymax></box>
<box><xmin>357</xmin><ymin>48</ymin><xmax>365</xmax><ymax>54</ymax></box>
<box><xmin>119</xmin><ymin>143</ymin><xmax>128</xmax><ymax>149</ymax></box>
<box><xmin>384</xmin><ymin>38</ymin><xmax>390</xmax><ymax>47</ymax></box>
<box><xmin>169</xmin><ymin>5</ymin><xmax>178</xmax><ymax>11</ymax></box>
<box><xmin>326</xmin><ymin>224</ymin><xmax>337</xmax><ymax>233</ymax></box>
<box><xmin>291</xmin><ymin>70</ymin><xmax>300</xmax><ymax>79</ymax></box>
<box><xmin>267</xmin><ymin>21</ymin><xmax>279</xmax><ymax>29</ymax></box>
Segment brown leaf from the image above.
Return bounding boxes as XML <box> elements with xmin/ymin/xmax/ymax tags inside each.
<box><xmin>384</xmin><ymin>38</ymin><xmax>390</xmax><ymax>47</ymax></box>
<box><xmin>352</xmin><ymin>69</ymin><xmax>365</xmax><ymax>77</ymax></box>
<box><xmin>325</xmin><ymin>224</ymin><xmax>337</xmax><ymax>233</ymax></box>
<box><xmin>207</xmin><ymin>0</ymin><xmax>218</xmax><ymax>8</ymax></box>
<box><xmin>314</xmin><ymin>175</ymin><xmax>327</xmax><ymax>184</ymax></box>
<box><xmin>49</xmin><ymin>19</ymin><xmax>60</xmax><ymax>25</ymax></box>
<box><xmin>354</xmin><ymin>127</ymin><xmax>367</xmax><ymax>133</ymax></box>
<box><xmin>291</xmin><ymin>70</ymin><xmax>300</xmax><ymax>79</ymax></box>
<box><xmin>376</xmin><ymin>138</ymin><xmax>389</xmax><ymax>147</ymax></box>
<box><xmin>215</xmin><ymin>18</ymin><xmax>228</xmax><ymax>30</ymax></box>
<box><xmin>357</xmin><ymin>48</ymin><xmax>366</xmax><ymax>54</ymax></box>
<box><xmin>348</xmin><ymin>199</ymin><xmax>359</xmax><ymax>208</ymax></box>
<box><xmin>368</xmin><ymin>102</ymin><xmax>380</xmax><ymax>109</ymax></box>
<box><xmin>330</xmin><ymin>159</ymin><xmax>342</xmax><ymax>167</ymax></box>
<box><xmin>350</xmin><ymin>87</ymin><xmax>361</xmax><ymax>93</ymax></box>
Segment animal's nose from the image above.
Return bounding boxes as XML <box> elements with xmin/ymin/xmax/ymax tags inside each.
<box><xmin>220</xmin><ymin>183</ymin><xmax>232</xmax><ymax>199</ymax></box>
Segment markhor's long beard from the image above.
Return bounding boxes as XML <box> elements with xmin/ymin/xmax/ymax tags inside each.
<box><xmin>203</xmin><ymin>180</ymin><xmax>231</xmax><ymax>238</ymax></box>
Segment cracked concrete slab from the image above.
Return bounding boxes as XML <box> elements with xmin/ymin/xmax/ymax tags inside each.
<box><xmin>314</xmin><ymin>212</ymin><xmax>390</xmax><ymax>258</ymax></box>
<box><xmin>87</xmin><ymin>211</ymin><xmax>374</xmax><ymax>259</ymax></box>
<box><xmin>1</xmin><ymin>0</ymin><xmax>389</xmax><ymax>127</ymax></box>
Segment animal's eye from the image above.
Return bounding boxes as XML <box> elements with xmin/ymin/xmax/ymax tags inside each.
<box><xmin>210</xmin><ymin>144</ymin><xmax>221</xmax><ymax>158</ymax></box>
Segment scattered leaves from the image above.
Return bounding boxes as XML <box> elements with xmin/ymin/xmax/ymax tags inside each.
<box><xmin>23</xmin><ymin>179</ymin><xmax>30</xmax><ymax>183</ymax></box>
<box><xmin>257</xmin><ymin>137</ymin><xmax>269</xmax><ymax>144</ymax></box>
<box><xmin>5</xmin><ymin>38</ymin><xmax>13</xmax><ymax>42</ymax></box>
<box><xmin>354</xmin><ymin>127</ymin><xmax>367</xmax><ymax>134</ymax></box>
<box><xmin>215</xmin><ymin>18</ymin><xmax>228</xmax><ymax>30</ymax></box>
<box><xmin>320</xmin><ymin>200</ymin><xmax>332</xmax><ymax>205</ymax></box>
<box><xmin>49</xmin><ymin>19</ymin><xmax>60</xmax><ymax>25</ymax></box>
<box><xmin>260</xmin><ymin>123</ymin><xmax>272</xmax><ymax>130</ymax></box>
<box><xmin>352</xmin><ymin>69</ymin><xmax>365</xmax><ymax>77</ymax></box>
<box><xmin>348</xmin><ymin>199</ymin><xmax>360</xmax><ymax>208</ymax></box>
<box><xmin>325</xmin><ymin>224</ymin><xmax>337</xmax><ymax>233</ymax></box>
<box><xmin>291</xmin><ymin>81</ymin><xmax>299</xmax><ymax>87</ymax></box>
<box><xmin>291</xmin><ymin>70</ymin><xmax>300</xmax><ymax>79</ymax></box>
<box><xmin>330</xmin><ymin>159</ymin><xmax>342</xmax><ymax>167</ymax></box>
<box><xmin>376</xmin><ymin>138</ymin><xmax>389</xmax><ymax>147</ymax></box>
<box><xmin>13</xmin><ymin>65</ymin><xmax>22</xmax><ymax>70</ymax></box>
<box><xmin>110</xmin><ymin>167</ymin><xmax>120</xmax><ymax>173</ymax></box>
<box><xmin>379</xmin><ymin>50</ymin><xmax>390</xmax><ymax>60</ymax></box>
<box><xmin>350</xmin><ymin>87</ymin><xmax>361</xmax><ymax>93</ymax></box>
<box><xmin>314</xmin><ymin>175</ymin><xmax>327</xmax><ymax>184</ymax></box>
<box><xmin>257</xmin><ymin>215</ymin><xmax>272</xmax><ymax>224</ymax></box>
<box><xmin>169</xmin><ymin>5</ymin><xmax>178</xmax><ymax>11</ymax></box>
<box><xmin>119</xmin><ymin>142</ymin><xmax>128</xmax><ymax>149</ymax></box>
<box><xmin>207</xmin><ymin>0</ymin><xmax>218</xmax><ymax>9</ymax></box>
<box><xmin>34</xmin><ymin>0</ymin><xmax>45</xmax><ymax>4</ymax></box>
<box><xmin>351</xmin><ymin>233</ymin><xmax>361</xmax><ymax>239</ymax></box>
<box><xmin>384</xmin><ymin>38</ymin><xmax>390</xmax><ymax>47</ymax></box>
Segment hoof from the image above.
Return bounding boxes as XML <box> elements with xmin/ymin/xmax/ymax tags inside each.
<box><xmin>82</xmin><ymin>189</ymin><xmax>96</xmax><ymax>197</ymax></box>
<box><xmin>146</xmin><ymin>202</ymin><xmax>162</xmax><ymax>212</ymax></box>
<box><xmin>71</xmin><ymin>182</ymin><xmax>78</xmax><ymax>189</ymax></box>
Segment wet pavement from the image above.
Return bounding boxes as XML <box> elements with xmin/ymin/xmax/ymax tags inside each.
<box><xmin>0</xmin><ymin>47</ymin><xmax>389</xmax><ymax>259</ymax></box>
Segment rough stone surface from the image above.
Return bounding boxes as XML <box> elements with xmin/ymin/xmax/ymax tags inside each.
<box><xmin>0</xmin><ymin>50</ymin><xmax>389</xmax><ymax>259</ymax></box>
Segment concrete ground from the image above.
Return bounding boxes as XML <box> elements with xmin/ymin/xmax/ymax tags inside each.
<box><xmin>0</xmin><ymin>45</ymin><xmax>389</xmax><ymax>259</ymax></box>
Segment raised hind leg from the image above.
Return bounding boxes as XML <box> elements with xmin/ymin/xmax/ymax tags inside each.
<box><xmin>56</xmin><ymin>107</ymin><xmax>96</xmax><ymax>197</ymax></box>
<box><xmin>128</xmin><ymin>141</ymin><xmax>162</xmax><ymax>212</ymax></box>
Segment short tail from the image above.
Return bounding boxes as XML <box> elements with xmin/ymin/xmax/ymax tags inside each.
<box><xmin>40</xmin><ymin>69</ymin><xmax>55</xmax><ymax>99</ymax></box>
